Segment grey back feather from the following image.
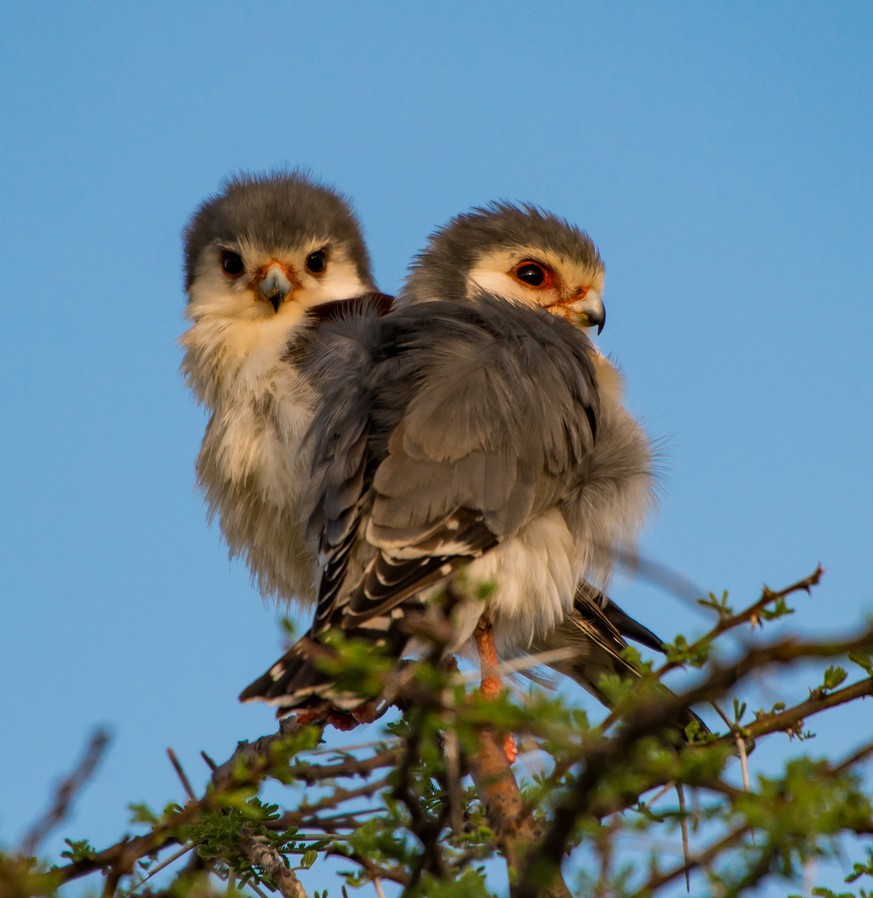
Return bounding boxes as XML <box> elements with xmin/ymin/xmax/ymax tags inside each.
<box><xmin>299</xmin><ymin>293</ymin><xmax>601</xmax><ymax>624</ymax></box>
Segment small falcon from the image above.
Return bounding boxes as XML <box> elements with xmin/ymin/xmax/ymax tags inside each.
<box><xmin>240</xmin><ymin>203</ymin><xmax>657</xmax><ymax>723</ymax></box>
<box><xmin>181</xmin><ymin>171</ymin><xmax>389</xmax><ymax>607</ymax></box>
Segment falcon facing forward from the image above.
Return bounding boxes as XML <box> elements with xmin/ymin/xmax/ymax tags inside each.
<box><xmin>181</xmin><ymin>172</ymin><xmax>388</xmax><ymax>607</ymax></box>
<box><xmin>240</xmin><ymin>204</ymin><xmax>657</xmax><ymax>722</ymax></box>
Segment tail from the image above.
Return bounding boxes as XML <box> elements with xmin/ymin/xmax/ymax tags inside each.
<box><xmin>238</xmin><ymin>633</ymin><xmax>344</xmax><ymax>715</ymax></box>
<box><xmin>239</xmin><ymin>614</ymin><xmax>410</xmax><ymax>718</ymax></box>
<box><xmin>532</xmin><ymin>580</ymin><xmax>709</xmax><ymax>740</ymax></box>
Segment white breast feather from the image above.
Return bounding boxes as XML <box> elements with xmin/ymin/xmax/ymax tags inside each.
<box><xmin>181</xmin><ymin>293</ymin><xmax>321</xmax><ymax>605</ymax></box>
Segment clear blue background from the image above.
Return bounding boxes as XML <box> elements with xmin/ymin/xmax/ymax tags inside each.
<box><xmin>2</xmin><ymin>3</ymin><xmax>871</xmax><ymax>895</ymax></box>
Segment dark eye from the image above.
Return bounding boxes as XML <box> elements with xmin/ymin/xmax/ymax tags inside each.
<box><xmin>512</xmin><ymin>260</ymin><xmax>553</xmax><ymax>288</ymax></box>
<box><xmin>220</xmin><ymin>250</ymin><xmax>244</xmax><ymax>278</ymax></box>
<box><xmin>306</xmin><ymin>249</ymin><xmax>327</xmax><ymax>274</ymax></box>
<box><xmin>516</xmin><ymin>264</ymin><xmax>545</xmax><ymax>286</ymax></box>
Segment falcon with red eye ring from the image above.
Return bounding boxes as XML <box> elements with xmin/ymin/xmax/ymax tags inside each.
<box><xmin>511</xmin><ymin>259</ymin><xmax>555</xmax><ymax>289</ymax></box>
<box><xmin>220</xmin><ymin>249</ymin><xmax>245</xmax><ymax>279</ymax></box>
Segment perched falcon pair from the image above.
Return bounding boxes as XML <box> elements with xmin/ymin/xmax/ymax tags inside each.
<box><xmin>182</xmin><ymin>171</ymin><xmax>700</xmax><ymax>734</ymax></box>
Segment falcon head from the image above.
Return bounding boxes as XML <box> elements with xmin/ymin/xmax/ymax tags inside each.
<box><xmin>402</xmin><ymin>202</ymin><xmax>606</xmax><ymax>333</ymax></box>
<box><xmin>181</xmin><ymin>171</ymin><xmax>376</xmax><ymax>403</ymax></box>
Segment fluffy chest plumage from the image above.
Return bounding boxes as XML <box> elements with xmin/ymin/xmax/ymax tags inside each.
<box><xmin>196</xmin><ymin>355</ymin><xmax>321</xmax><ymax>605</ymax></box>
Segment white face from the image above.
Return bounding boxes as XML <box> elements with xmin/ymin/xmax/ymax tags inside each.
<box><xmin>466</xmin><ymin>245</ymin><xmax>605</xmax><ymax>329</ymax></box>
<box><xmin>181</xmin><ymin>235</ymin><xmax>374</xmax><ymax>405</ymax></box>
<box><xmin>185</xmin><ymin>236</ymin><xmax>371</xmax><ymax>328</ymax></box>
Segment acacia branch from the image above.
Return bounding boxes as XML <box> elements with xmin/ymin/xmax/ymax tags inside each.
<box><xmin>239</xmin><ymin>829</ymin><xmax>308</xmax><ymax>898</ymax></box>
<box><xmin>53</xmin><ymin>728</ymin><xmax>398</xmax><ymax>887</ymax></box>
<box><xmin>630</xmin><ymin>739</ymin><xmax>873</xmax><ymax>897</ymax></box>
<box><xmin>659</xmin><ymin>565</ymin><xmax>824</xmax><ymax>686</ymax></box>
<box><xmin>516</xmin><ymin>622</ymin><xmax>873</xmax><ymax>898</ymax></box>
<box><xmin>740</xmin><ymin>674</ymin><xmax>873</xmax><ymax>742</ymax></box>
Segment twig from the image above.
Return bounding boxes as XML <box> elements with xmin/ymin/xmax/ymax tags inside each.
<box><xmin>660</xmin><ymin>565</ymin><xmax>825</xmax><ymax>676</ymax></box>
<box><xmin>628</xmin><ymin>821</ymin><xmax>753</xmax><ymax>897</ymax></box>
<box><xmin>741</xmin><ymin>674</ymin><xmax>873</xmax><ymax>742</ymax></box>
<box><xmin>167</xmin><ymin>748</ymin><xmax>196</xmax><ymax>801</ymax></box>
<box><xmin>598</xmin><ymin>566</ymin><xmax>825</xmax><ymax>736</ymax></box>
<box><xmin>393</xmin><ymin>704</ymin><xmax>450</xmax><ymax>890</ymax></box>
<box><xmin>54</xmin><ymin>723</ymin><xmax>398</xmax><ymax>888</ymax></box>
<box><xmin>326</xmin><ymin>845</ymin><xmax>410</xmax><ymax>887</ymax></box>
<box><xmin>676</xmin><ymin>784</ymin><xmax>690</xmax><ymax>892</ymax></box>
<box><xmin>282</xmin><ymin>777</ymin><xmax>391</xmax><ymax>825</ymax></box>
<box><xmin>20</xmin><ymin>727</ymin><xmax>110</xmax><ymax>856</ymax></box>
<box><xmin>711</xmin><ymin>702</ymin><xmax>752</xmax><ymax>790</ymax></box>
<box><xmin>210</xmin><ymin>716</ymin><xmax>315</xmax><ymax>788</ymax></box>
<box><xmin>124</xmin><ymin>844</ymin><xmax>195</xmax><ymax>895</ymax></box>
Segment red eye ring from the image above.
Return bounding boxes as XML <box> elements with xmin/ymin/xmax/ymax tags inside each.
<box><xmin>511</xmin><ymin>260</ymin><xmax>555</xmax><ymax>290</ymax></box>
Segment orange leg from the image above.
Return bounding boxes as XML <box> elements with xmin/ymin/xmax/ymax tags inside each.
<box><xmin>474</xmin><ymin>614</ymin><xmax>517</xmax><ymax>764</ymax></box>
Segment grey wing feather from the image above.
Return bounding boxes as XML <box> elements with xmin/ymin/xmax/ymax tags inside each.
<box><xmin>347</xmin><ymin>295</ymin><xmax>601</xmax><ymax>622</ymax></box>
<box><xmin>297</xmin><ymin>306</ymin><xmax>390</xmax><ymax>630</ymax></box>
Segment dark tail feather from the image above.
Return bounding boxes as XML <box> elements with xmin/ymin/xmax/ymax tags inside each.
<box><xmin>532</xmin><ymin>581</ymin><xmax>710</xmax><ymax>741</ymax></box>
<box><xmin>239</xmin><ymin>634</ymin><xmax>343</xmax><ymax>716</ymax></box>
<box><xmin>603</xmin><ymin>600</ymin><xmax>666</xmax><ymax>653</ymax></box>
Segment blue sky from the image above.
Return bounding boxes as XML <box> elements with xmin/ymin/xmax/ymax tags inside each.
<box><xmin>2</xmin><ymin>3</ymin><xmax>872</xmax><ymax>895</ymax></box>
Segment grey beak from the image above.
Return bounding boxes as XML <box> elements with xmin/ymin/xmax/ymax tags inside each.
<box><xmin>259</xmin><ymin>267</ymin><xmax>294</xmax><ymax>313</ymax></box>
<box><xmin>568</xmin><ymin>289</ymin><xmax>606</xmax><ymax>334</ymax></box>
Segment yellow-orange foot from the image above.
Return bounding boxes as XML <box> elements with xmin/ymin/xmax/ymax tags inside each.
<box><xmin>475</xmin><ymin>615</ymin><xmax>517</xmax><ymax>764</ymax></box>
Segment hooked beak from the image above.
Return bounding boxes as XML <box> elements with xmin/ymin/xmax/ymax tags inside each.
<box><xmin>258</xmin><ymin>264</ymin><xmax>295</xmax><ymax>313</ymax></box>
<box><xmin>566</xmin><ymin>289</ymin><xmax>606</xmax><ymax>334</ymax></box>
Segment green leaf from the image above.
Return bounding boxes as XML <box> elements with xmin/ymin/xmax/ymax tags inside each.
<box><xmin>59</xmin><ymin>838</ymin><xmax>95</xmax><ymax>863</ymax></box>
<box><xmin>822</xmin><ymin>665</ymin><xmax>848</xmax><ymax>691</ymax></box>
<box><xmin>848</xmin><ymin>650</ymin><xmax>873</xmax><ymax>676</ymax></box>
<box><xmin>127</xmin><ymin>801</ymin><xmax>160</xmax><ymax>826</ymax></box>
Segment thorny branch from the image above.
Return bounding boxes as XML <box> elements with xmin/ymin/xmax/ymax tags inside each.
<box><xmin>516</xmin><ymin>619</ymin><xmax>873</xmax><ymax>898</ymax></box>
<box><xmin>29</xmin><ymin>568</ymin><xmax>873</xmax><ymax>898</ymax></box>
<box><xmin>628</xmin><ymin>740</ymin><xmax>873</xmax><ymax>898</ymax></box>
<box><xmin>599</xmin><ymin>565</ymin><xmax>825</xmax><ymax>734</ymax></box>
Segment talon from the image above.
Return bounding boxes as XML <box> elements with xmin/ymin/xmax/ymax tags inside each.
<box><xmin>503</xmin><ymin>733</ymin><xmax>517</xmax><ymax>764</ymax></box>
<box><xmin>293</xmin><ymin>708</ymin><xmax>324</xmax><ymax>727</ymax></box>
<box><xmin>293</xmin><ymin>704</ymin><xmax>374</xmax><ymax>732</ymax></box>
<box><xmin>350</xmin><ymin>701</ymin><xmax>379</xmax><ymax>725</ymax></box>
<box><xmin>329</xmin><ymin>710</ymin><xmax>362</xmax><ymax>731</ymax></box>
